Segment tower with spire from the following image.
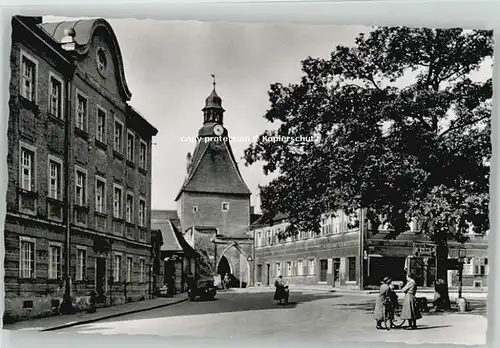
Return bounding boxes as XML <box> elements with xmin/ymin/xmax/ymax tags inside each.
<box><xmin>175</xmin><ymin>76</ymin><xmax>253</xmax><ymax>286</ymax></box>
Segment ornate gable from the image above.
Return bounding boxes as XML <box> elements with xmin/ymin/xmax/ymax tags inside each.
<box><xmin>39</xmin><ymin>18</ymin><xmax>132</xmax><ymax>101</ymax></box>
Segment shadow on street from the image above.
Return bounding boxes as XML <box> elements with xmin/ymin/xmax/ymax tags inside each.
<box><xmin>97</xmin><ymin>291</ymin><xmax>342</xmax><ymax>323</ymax></box>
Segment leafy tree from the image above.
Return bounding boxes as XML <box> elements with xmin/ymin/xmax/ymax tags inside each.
<box><xmin>244</xmin><ymin>27</ymin><xmax>492</xmax><ymax>308</ymax></box>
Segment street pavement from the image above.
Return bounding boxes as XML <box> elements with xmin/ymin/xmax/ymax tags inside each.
<box><xmin>53</xmin><ymin>290</ymin><xmax>487</xmax><ymax>345</ymax></box>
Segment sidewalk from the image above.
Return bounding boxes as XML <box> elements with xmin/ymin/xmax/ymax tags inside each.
<box><xmin>3</xmin><ymin>294</ymin><xmax>188</xmax><ymax>332</ymax></box>
<box><xmin>237</xmin><ymin>285</ymin><xmax>488</xmax><ymax>300</ymax></box>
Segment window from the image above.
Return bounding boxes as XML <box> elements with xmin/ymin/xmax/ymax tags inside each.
<box><xmin>76</xmin><ymin>92</ymin><xmax>88</xmax><ymax>131</ymax></box>
<box><xmin>113</xmin><ymin>254</ymin><xmax>122</xmax><ymax>282</ymax></box>
<box><xmin>97</xmin><ymin>48</ymin><xmax>107</xmax><ymax>73</ymax></box>
<box><xmin>474</xmin><ymin>257</ymin><xmax>488</xmax><ymax>276</ymax></box>
<box><xmin>76</xmin><ymin>247</ymin><xmax>87</xmax><ymax>281</ymax></box>
<box><xmin>96</xmin><ymin>106</ymin><xmax>106</xmax><ymax>143</ymax></box>
<box><xmin>139</xmin><ymin>198</ymin><xmax>146</xmax><ymax>227</ymax></box>
<box><xmin>48</xmin><ymin>157</ymin><xmax>62</xmax><ymax>200</ymax></box>
<box><xmin>126</xmin><ymin>257</ymin><xmax>133</xmax><ymax>282</ymax></box>
<box><xmin>257</xmin><ymin>231</ymin><xmax>262</xmax><ymax>247</ymax></box>
<box><xmin>267</xmin><ymin>230</ymin><xmax>272</xmax><ymax>245</ymax></box>
<box><xmin>348</xmin><ymin>257</ymin><xmax>357</xmax><ymax>282</ymax></box>
<box><xmin>20</xmin><ymin>51</ymin><xmax>37</xmax><ymax>102</ymax></box>
<box><xmin>139</xmin><ymin>139</ymin><xmax>147</xmax><ymax>168</ymax></box>
<box><xmin>276</xmin><ymin>262</ymin><xmax>281</xmax><ymax>276</ymax></box>
<box><xmin>49</xmin><ymin>73</ymin><xmax>62</xmax><ymax>118</ymax></box>
<box><xmin>139</xmin><ymin>259</ymin><xmax>145</xmax><ymax>283</ymax></box>
<box><xmin>20</xmin><ymin>146</ymin><xmax>35</xmax><ymax>191</ymax></box>
<box><xmin>19</xmin><ymin>237</ymin><xmax>35</xmax><ymax>278</ymax></box>
<box><xmin>286</xmin><ymin>261</ymin><xmax>292</xmax><ymax>276</ymax></box>
<box><xmin>321</xmin><ymin>216</ymin><xmax>331</xmax><ymax>235</ymax></box>
<box><xmin>463</xmin><ymin>257</ymin><xmax>473</xmax><ymax>276</ymax></box>
<box><xmin>126</xmin><ymin>193</ymin><xmax>134</xmax><ymax>223</ymax></box>
<box><xmin>221</xmin><ymin>202</ymin><xmax>229</xmax><ymax>212</ymax></box>
<box><xmin>48</xmin><ymin>243</ymin><xmax>62</xmax><ymax>279</ymax></box>
<box><xmin>308</xmin><ymin>259</ymin><xmax>316</xmax><ymax>275</ymax></box>
<box><xmin>95</xmin><ymin>177</ymin><xmax>106</xmax><ymax>213</ymax></box>
<box><xmin>193</xmin><ymin>206</ymin><xmax>198</xmax><ymax>213</ymax></box>
<box><xmin>113</xmin><ymin>185</ymin><xmax>123</xmax><ymax>218</ymax></box>
<box><xmin>114</xmin><ymin>120</ymin><xmax>123</xmax><ymax>153</ymax></box>
<box><xmin>127</xmin><ymin>131</ymin><xmax>135</xmax><ymax>162</ymax></box>
<box><xmin>297</xmin><ymin>260</ymin><xmax>304</xmax><ymax>276</ymax></box>
<box><xmin>75</xmin><ymin>168</ymin><xmax>87</xmax><ymax>206</ymax></box>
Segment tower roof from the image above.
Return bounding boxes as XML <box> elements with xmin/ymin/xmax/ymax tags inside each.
<box><xmin>204</xmin><ymin>89</ymin><xmax>223</xmax><ymax>110</ymax></box>
<box><xmin>203</xmin><ymin>73</ymin><xmax>225</xmax><ymax>112</ymax></box>
<box><xmin>175</xmin><ymin>139</ymin><xmax>252</xmax><ymax>200</ymax></box>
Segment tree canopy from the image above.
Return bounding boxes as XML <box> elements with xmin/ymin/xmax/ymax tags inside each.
<box><xmin>244</xmin><ymin>27</ymin><xmax>492</xmax><ymax>246</ymax></box>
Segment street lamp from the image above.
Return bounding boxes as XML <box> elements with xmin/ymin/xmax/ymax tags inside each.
<box><xmin>60</xmin><ymin>27</ymin><xmax>77</xmax><ymax>315</ymax></box>
<box><xmin>458</xmin><ymin>247</ymin><xmax>467</xmax><ymax>298</ymax></box>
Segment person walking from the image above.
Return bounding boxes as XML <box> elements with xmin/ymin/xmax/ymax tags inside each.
<box><xmin>374</xmin><ymin>276</ymin><xmax>392</xmax><ymax>329</ymax></box>
<box><xmin>401</xmin><ymin>272</ymin><xmax>422</xmax><ymax>330</ymax></box>
<box><xmin>273</xmin><ymin>275</ymin><xmax>286</xmax><ymax>304</ymax></box>
<box><xmin>432</xmin><ymin>278</ymin><xmax>445</xmax><ymax>311</ymax></box>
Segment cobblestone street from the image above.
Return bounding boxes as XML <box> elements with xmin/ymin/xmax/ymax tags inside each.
<box><xmin>51</xmin><ymin>290</ymin><xmax>486</xmax><ymax>345</ymax></box>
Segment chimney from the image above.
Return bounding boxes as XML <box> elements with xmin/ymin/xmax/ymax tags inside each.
<box><xmin>186</xmin><ymin>152</ymin><xmax>192</xmax><ymax>175</ymax></box>
<box><xmin>250</xmin><ymin>206</ymin><xmax>255</xmax><ymax>215</ymax></box>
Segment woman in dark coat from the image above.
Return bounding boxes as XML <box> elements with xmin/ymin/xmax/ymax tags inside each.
<box><xmin>401</xmin><ymin>272</ymin><xmax>422</xmax><ymax>330</ymax></box>
<box><xmin>373</xmin><ymin>276</ymin><xmax>392</xmax><ymax>329</ymax></box>
<box><xmin>273</xmin><ymin>275</ymin><xmax>286</xmax><ymax>304</ymax></box>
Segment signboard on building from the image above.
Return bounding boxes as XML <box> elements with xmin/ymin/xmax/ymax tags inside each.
<box><xmin>413</xmin><ymin>242</ymin><xmax>436</xmax><ymax>258</ymax></box>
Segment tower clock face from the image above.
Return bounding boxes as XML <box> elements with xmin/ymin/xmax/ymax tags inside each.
<box><xmin>213</xmin><ymin>124</ymin><xmax>224</xmax><ymax>136</ymax></box>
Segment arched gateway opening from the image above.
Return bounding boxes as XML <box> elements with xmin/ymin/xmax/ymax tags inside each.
<box><xmin>217</xmin><ymin>255</ymin><xmax>231</xmax><ymax>278</ymax></box>
<box><xmin>215</xmin><ymin>242</ymin><xmax>251</xmax><ymax>288</ymax></box>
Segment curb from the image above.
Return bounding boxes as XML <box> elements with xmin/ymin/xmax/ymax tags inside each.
<box><xmin>40</xmin><ymin>297</ymin><xmax>188</xmax><ymax>332</ymax></box>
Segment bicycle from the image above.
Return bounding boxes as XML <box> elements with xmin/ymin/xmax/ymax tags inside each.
<box><xmin>382</xmin><ymin>301</ymin><xmax>406</xmax><ymax>330</ymax></box>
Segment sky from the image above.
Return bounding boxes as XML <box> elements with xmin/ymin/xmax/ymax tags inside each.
<box><xmin>42</xmin><ymin>16</ymin><xmax>371</xmax><ymax>212</ymax></box>
<box><xmin>42</xmin><ymin>17</ymin><xmax>492</xmax><ymax>212</ymax></box>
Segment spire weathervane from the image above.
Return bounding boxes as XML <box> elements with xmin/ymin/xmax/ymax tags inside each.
<box><xmin>211</xmin><ymin>74</ymin><xmax>216</xmax><ymax>89</ymax></box>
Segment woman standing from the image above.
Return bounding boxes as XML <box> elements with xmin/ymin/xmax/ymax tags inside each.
<box><xmin>401</xmin><ymin>272</ymin><xmax>422</xmax><ymax>330</ymax></box>
<box><xmin>373</xmin><ymin>276</ymin><xmax>392</xmax><ymax>329</ymax></box>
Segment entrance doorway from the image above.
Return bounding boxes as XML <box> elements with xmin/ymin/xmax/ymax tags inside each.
<box><xmin>319</xmin><ymin>259</ymin><xmax>328</xmax><ymax>282</ymax></box>
<box><xmin>256</xmin><ymin>264</ymin><xmax>262</xmax><ymax>283</ymax></box>
<box><xmin>333</xmin><ymin>259</ymin><xmax>340</xmax><ymax>287</ymax></box>
<box><xmin>266</xmin><ymin>263</ymin><xmax>270</xmax><ymax>286</ymax></box>
<box><xmin>217</xmin><ymin>255</ymin><xmax>231</xmax><ymax>277</ymax></box>
<box><xmin>95</xmin><ymin>257</ymin><xmax>106</xmax><ymax>301</ymax></box>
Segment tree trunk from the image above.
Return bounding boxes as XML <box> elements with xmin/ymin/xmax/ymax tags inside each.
<box><xmin>436</xmin><ymin>241</ymin><xmax>452</xmax><ymax>310</ymax></box>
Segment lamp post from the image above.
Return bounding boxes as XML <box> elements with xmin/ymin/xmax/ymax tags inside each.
<box><xmin>458</xmin><ymin>247</ymin><xmax>467</xmax><ymax>298</ymax></box>
<box><xmin>247</xmin><ymin>255</ymin><xmax>253</xmax><ymax>288</ymax></box>
<box><xmin>457</xmin><ymin>247</ymin><xmax>468</xmax><ymax>312</ymax></box>
<box><xmin>60</xmin><ymin>27</ymin><xmax>77</xmax><ymax>314</ymax></box>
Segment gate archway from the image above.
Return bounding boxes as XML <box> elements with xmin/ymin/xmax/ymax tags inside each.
<box><xmin>216</xmin><ymin>242</ymin><xmax>251</xmax><ymax>287</ymax></box>
<box><xmin>217</xmin><ymin>255</ymin><xmax>232</xmax><ymax>277</ymax></box>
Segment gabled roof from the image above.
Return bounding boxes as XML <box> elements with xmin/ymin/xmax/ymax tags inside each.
<box><xmin>175</xmin><ymin>139</ymin><xmax>252</xmax><ymax>200</ymax></box>
<box><xmin>40</xmin><ymin>18</ymin><xmax>132</xmax><ymax>101</ymax></box>
<box><xmin>251</xmin><ymin>212</ymin><xmax>289</xmax><ymax>229</ymax></box>
<box><xmin>151</xmin><ymin>219</ymin><xmax>182</xmax><ymax>252</ymax></box>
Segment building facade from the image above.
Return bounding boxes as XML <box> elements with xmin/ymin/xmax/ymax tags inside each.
<box><xmin>151</xmin><ymin>209</ymin><xmax>197</xmax><ymax>294</ymax></box>
<box><xmin>175</xmin><ymin>84</ymin><xmax>253</xmax><ymax>286</ymax></box>
<box><xmin>4</xmin><ymin>16</ymin><xmax>157</xmax><ymax>322</ymax></box>
<box><xmin>252</xmin><ymin>209</ymin><xmax>489</xmax><ymax>290</ymax></box>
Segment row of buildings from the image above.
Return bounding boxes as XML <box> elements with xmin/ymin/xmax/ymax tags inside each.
<box><xmin>250</xmin><ymin>212</ymin><xmax>489</xmax><ymax>290</ymax></box>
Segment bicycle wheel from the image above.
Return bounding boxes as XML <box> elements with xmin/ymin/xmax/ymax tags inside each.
<box><xmin>392</xmin><ymin>306</ymin><xmax>406</xmax><ymax>328</ymax></box>
<box><xmin>384</xmin><ymin>317</ymin><xmax>392</xmax><ymax>331</ymax></box>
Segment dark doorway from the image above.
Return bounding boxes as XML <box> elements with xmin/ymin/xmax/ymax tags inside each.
<box><xmin>333</xmin><ymin>259</ymin><xmax>340</xmax><ymax>287</ymax></box>
<box><xmin>96</xmin><ymin>257</ymin><xmax>106</xmax><ymax>300</ymax></box>
<box><xmin>319</xmin><ymin>259</ymin><xmax>328</xmax><ymax>282</ymax></box>
<box><xmin>217</xmin><ymin>255</ymin><xmax>231</xmax><ymax>277</ymax></box>
<box><xmin>256</xmin><ymin>264</ymin><xmax>262</xmax><ymax>283</ymax></box>
<box><xmin>266</xmin><ymin>263</ymin><xmax>270</xmax><ymax>286</ymax></box>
